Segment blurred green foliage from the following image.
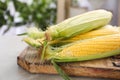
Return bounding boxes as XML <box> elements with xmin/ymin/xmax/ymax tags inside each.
<box><xmin>0</xmin><ymin>0</ymin><xmax>56</xmax><ymax>33</ymax></box>
<box><xmin>0</xmin><ymin>1</ymin><xmax>7</xmax><ymax>27</ymax></box>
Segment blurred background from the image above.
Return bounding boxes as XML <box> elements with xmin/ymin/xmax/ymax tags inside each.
<box><xmin>0</xmin><ymin>0</ymin><xmax>119</xmax><ymax>35</ymax></box>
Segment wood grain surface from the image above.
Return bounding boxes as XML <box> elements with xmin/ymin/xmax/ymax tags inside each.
<box><xmin>17</xmin><ymin>46</ymin><xmax>120</xmax><ymax>79</ymax></box>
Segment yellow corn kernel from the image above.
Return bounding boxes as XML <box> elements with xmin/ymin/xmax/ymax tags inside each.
<box><xmin>57</xmin><ymin>34</ymin><xmax>120</xmax><ymax>57</ymax></box>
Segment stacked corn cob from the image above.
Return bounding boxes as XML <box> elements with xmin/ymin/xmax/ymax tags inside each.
<box><xmin>54</xmin><ymin>34</ymin><xmax>120</xmax><ymax>62</ymax></box>
<box><xmin>22</xmin><ymin>10</ymin><xmax>120</xmax><ymax>80</ymax></box>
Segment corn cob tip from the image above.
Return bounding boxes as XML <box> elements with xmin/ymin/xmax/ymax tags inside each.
<box><xmin>23</xmin><ymin>37</ymin><xmax>41</xmax><ymax>48</ymax></box>
<box><xmin>27</xmin><ymin>27</ymin><xmax>45</xmax><ymax>39</ymax></box>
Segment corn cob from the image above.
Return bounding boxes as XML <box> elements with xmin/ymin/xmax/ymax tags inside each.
<box><xmin>25</xmin><ymin>25</ymin><xmax>120</xmax><ymax>47</ymax></box>
<box><xmin>70</xmin><ymin>25</ymin><xmax>120</xmax><ymax>41</ymax></box>
<box><xmin>54</xmin><ymin>34</ymin><xmax>120</xmax><ymax>62</ymax></box>
<box><xmin>25</xmin><ymin>10</ymin><xmax>112</xmax><ymax>41</ymax></box>
<box><xmin>48</xmin><ymin>10</ymin><xmax>112</xmax><ymax>40</ymax></box>
<box><xmin>51</xmin><ymin>25</ymin><xmax>120</xmax><ymax>44</ymax></box>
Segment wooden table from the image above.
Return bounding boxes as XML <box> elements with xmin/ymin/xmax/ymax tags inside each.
<box><xmin>0</xmin><ymin>36</ymin><xmax>110</xmax><ymax>80</ymax></box>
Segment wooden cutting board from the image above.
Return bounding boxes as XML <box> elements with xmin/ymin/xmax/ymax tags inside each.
<box><xmin>17</xmin><ymin>46</ymin><xmax>120</xmax><ymax>79</ymax></box>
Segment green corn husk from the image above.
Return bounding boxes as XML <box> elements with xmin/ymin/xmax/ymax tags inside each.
<box><xmin>25</xmin><ymin>9</ymin><xmax>112</xmax><ymax>41</ymax></box>
<box><xmin>48</xmin><ymin>9</ymin><xmax>112</xmax><ymax>40</ymax></box>
<box><xmin>27</xmin><ymin>27</ymin><xmax>45</xmax><ymax>39</ymax></box>
<box><xmin>23</xmin><ymin>37</ymin><xmax>42</xmax><ymax>48</ymax></box>
<box><xmin>51</xmin><ymin>60</ymin><xmax>71</xmax><ymax>80</ymax></box>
